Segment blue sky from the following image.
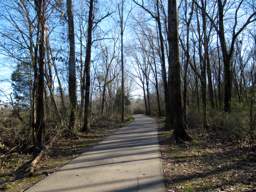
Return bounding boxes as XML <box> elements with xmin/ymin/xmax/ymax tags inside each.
<box><xmin>2</xmin><ymin>0</ymin><xmax>254</xmax><ymax>103</ymax></box>
<box><xmin>0</xmin><ymin>0</ymin><xmax>145</xmax><ymax>102</ymax></box>
<box><xmin>0</xmin><ymin>55</ymin><xmax>14</xmax><ymax>102</ymax></box>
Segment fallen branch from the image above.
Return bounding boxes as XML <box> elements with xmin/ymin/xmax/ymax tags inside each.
<box><xmin>29</xmin><ymin>130</ymin><xmax>60</xmax><ymax>174</ymax></box>
<box><xmin>15</xmin><ymin>126</ymin><xmax>61</xmax><ymax>178</ymax></box>
<box><xmin>0</xmin><ymin>146</ymin><xmax>18</xmax><ymax>159</ymax></box>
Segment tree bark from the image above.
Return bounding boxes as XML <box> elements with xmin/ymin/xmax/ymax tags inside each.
<box><xmin>152</xmin><ymin>48</ymin><xmax>161</xmax><ymax>116</ymax></box>
<box><xmin>217</xmin><ymin>0</ymin><xmax>232</xmax><ymax>112</ymax></box>
<box><xmin>142</xmin><ymin>81</ymin><xmax>148</xmax><ymax>114</ymax></box>
<box><xmin>120</xmin><ymin>0</ymin><xmax>125</xmax><ymax>122</ymax></box>
<box><xmin>201</xmin><ymin>0</ymin><xmax>214</xmax><ymax>109</ymax></box>
<box><xmin>145</xmin><ymin>75</ymin><xmax>151</xmax><ymax>115</ymax></box>
<box><xmin>168</xmin><ymin>0</ymin><xmax>191</xmax><ymax>142</ymax></box>
<box><xmin>196</xmin><ymin>6</ymin><xmax>207</xmax><ymax>129</ymax></box>
<box><xmin>34</xmin><ymin>0</ymin><xmax>45</xmax><ymax>150</ymax></box>
<box><xmin>183</xmin><ymin>0</ymin><xmax>194</xmax><ymax>122</ymax></box>
<box><xmin>101</xmin><ymin>66</ymin><xmax>110</xmax><ymax>114</ymax></box>
<box><xmin>67</xmin><ymin>0</ymin><xmax>77</xmax><ymax>129</ymax></box>
<box><xmin>81</xmin><ymin>0</ymin><xmax>94</xmax><ymax>132</ymax></box>
<box><xmin>156</xmin><ymin>0</ymin><xmax>169</xmax><ymax>124</ymax></box>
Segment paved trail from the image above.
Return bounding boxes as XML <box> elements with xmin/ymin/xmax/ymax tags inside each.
<box><xmin>26</xmin><ymin>115</ymin><xmax>165</xmax><ymax>192</ymax></box>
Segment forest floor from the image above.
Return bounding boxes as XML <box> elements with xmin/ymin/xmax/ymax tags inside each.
<box><xmin>0</xmin><ymin>117</ymin><xmax>134</xmax><ymax>192</ymax></box>
<box><xmin>158</xmin><ymin>119</ymin><xmax>256</xmax><ymax>192</ymax></box>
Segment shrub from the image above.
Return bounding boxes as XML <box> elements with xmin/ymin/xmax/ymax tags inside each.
<box><xmin>208</xmin><ymin>111</ymin><xmax>249</xmax><ymax>142</ymax></box>
<box><xmin>186</xmin><ymin>109</ymin><xmax>202</xmax><ymax>129</ymax></box>
<box><xmin>133</xmin><ymin>107</ymin><xmax>145</xmax><ymax>114</ymax></box>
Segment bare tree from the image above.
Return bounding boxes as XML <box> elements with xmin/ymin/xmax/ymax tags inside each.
<box><xmin>67</xmin><ymin>0</ymin><xmax>77</xmax><ymax>129</ymax></box>
<box><xmin>133</xmin><ymin>0</ymin><xmax>169</xmax><ymax>124</ymax></box>
<box><xmin>168</xmin><ymin>0</ymin><xmax>191</xmax><ymax>141</ymax></box>
<box><xmin>34</xmin><ymin>0</ymin><xmax>46</xmax><ymax>149</ymax></box>
<box><xmin>118</xmin><ymin>0</ymin><xmax>125</xmax><ymax>122</ymax></box>
<box><xmin>81</xmin><ymin>0</ymin><xmax>94</xmax><ymax>132</ymax></box>
<box><xmin>195</xmin><ymin>0</ymin><xmax>256</xmax><ymax>112</ymax></box>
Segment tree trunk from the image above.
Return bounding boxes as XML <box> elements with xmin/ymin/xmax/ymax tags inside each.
<box><xmin>142</xmin><ymin>81</ymin><xmax>148</xmax><ymax>115</ymax></box>
<box><xmin>201</xmin><ymin>0</ymin><xmax>214</xmax><ymax>109</ymax></box>
<box><xmin>67</xmin><ymin>0</ymin><xmax>77</xmax><ymax>129</ymax></box>
<box><xmin>79</xmin><ymin>17</ymin><xmax>84</xmax><ymax>127</ymax></box>
<box><xmin>34</xmin><ymin>0</ymin><xmax>45</xmax><ymax>150</ymax></box>
<box><xmin>31</xmin><ymin>38</ymin><xmax>38</xmax><ymax>147</ymax></box>
<box><xmin>196</xmin><ymin>6</ymin><xmax>207</xmax><ymax>129</ymax></box>
<box><xmin>120</xmin><ymin>0</ymin><xmax>125</xmax><ymax>122</ymax></box>
<box><xmin>217</xmin><ymin>37</ymin><xmax>222</xmax><ymax>109</ymax></box>
<box><xmin>183</xmin><ymin>29</ymin><xmax>189</xmax><ymax>123</ymax></box>
<box><xmin>193</xmin><ymin>41</ymin><xmax>200</xmax><ymax>112</ymax></box>
<box><xmin>101</xmin><ymin>84</ymin><xmax>107</xmax><ymax>114</ymax></box>
<box><xmin>217</xmin><ymin>0</ymin><xmax>232</xmax><ymax>112</ymax></box>
<box><xmin>152</xmin><ymin>50</ymin><xmax>161</xmax><ymax>116</ymax></box>
<box><xmin>81</xmin><ymin>0</ymin><xmax>94</xmax><ymax>132</ymax></box>
<box><xmin>183</xmin><ymin>0</ymin><xmax>194</xmax><ymax>123</ymax></box>
<box><xmin>168</xmin><ymin>0</ymin><xmax>191</xmax><ymax>142</ymax></box>
<box><xmin>101</xmin><ymin>76</ymin><xmax>108</xmax><ymax>114</ymax></box>
<box><xmin>156</xmin><ymin>0</ymin><xmax>169</xmax><ymax>124</ymax></box>
<box><xmin>146</xmin><ymin>76</ymin><xmax>151</xmax><ymax>115</ymax></box>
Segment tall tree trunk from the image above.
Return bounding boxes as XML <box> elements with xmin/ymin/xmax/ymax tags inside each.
<box><xmin>155</xmin><ymin>81</ymin><xmax>161</xmax><ymax>116</ymax></box>
<box><xmin>196</xmin><ymin>7</ymin><xmax>207</xmax><ymax>129</ymax></box>
<box><xmin>146</xmin><ymin>76</ymin><xmax>151</xmax><ymax>115</ymax></box>
<box><xmin>193</xmin><ymin>41</ymin><xmax>200</xmax><ymax>112</ymax></box>
<box><xmin>79</xmin><ymin>20</ymin><xmax>84</xmax><ymax>127</ymax></box>
<box><xmin>156</xmin><ymin>0</ymin><xmax>169</xmax><ymax>124</ymax></box>
<box><xmin>152</xmin><ymin>50</ymin><xmax>161</xmax><ymax>116</ymax></box>
<box><xmin>67</xmin><ymin>0</ymin><xmax>77</xmax><ymax>129</ymax></box>
<box><xmin>32</xmin><ymin>37</ymin><xmax>38</xmax><ymax>147</ymax></box>
<box><xmin>81</xmin><ymin>0</ymin><xmax>94</xmax><ymax>132</ymax></box>
<box><xmin>168</xmin><ymin>0</ymin><xmax>190</xmax><ymax>141</ymax></box>
<box><xmin>35</xmin><ymin>0</ymin><xmax>45</xmax><ymax>150</ymax></box>
<box><xmin>217</xmin><ymin>0</ymin><xmax>232</xmax><ymax>112</ymax></box>
<box><xmin>101</xmin><ymin>84</ymin><xmax>107</xmax><ymax>114</ymax></box>
<box><xmin>217</xmin><ymin>37</ymin><xmax>222</xmax><ymax>109</ymax></box>
<box><xmin>183</xmin><ymin>0</ymin><xmax>194</xmax><ymax>122</ymax></box>
<box><xmin>120</xmin><ymin>0</ymin><xmax>125</xmax><ymax>122</ymax></box>
<box><xmin>142</xmin><ymin>81</ymin><xmax>148</xmax><ymax>115</ymax></box>
<box><xmin>49</xmin><ymin>46</ymin><xmax>66</xmax><ymax>114</ymax></box>
<box><xmin>201</xmin><ymin>0</ymin><xmax>214</xmax><ymax>109</ymax></box>
<box><xmin>101</xmin><ymin>69</ymin><xmax>109</xmax><ymax>114</ymax></box>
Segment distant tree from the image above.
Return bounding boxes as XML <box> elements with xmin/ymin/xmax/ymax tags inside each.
<box><xmin>11</xmin><ymin>61</ymin><xmax>32</xmax><ymax>108</ymax></box>
<box><xmin>114</xmin><ymin>87</ymin><xmax>130</xmax><ymax>114</ymax></box>
<box><xmin>195</xmin><ymin>0</ymin><xmax>256</xmax><ymax>112</ymax></box>
<box><xmin>133</xmin><ymin>0</ymin><xmax>169</xmax><ymax>125</ymax></box>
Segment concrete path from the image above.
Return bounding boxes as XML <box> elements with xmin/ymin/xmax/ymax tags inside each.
<box><xmin>25</xmin><ymin>115</ymin><xmax>165</xmax><ymax>192</ymax></box>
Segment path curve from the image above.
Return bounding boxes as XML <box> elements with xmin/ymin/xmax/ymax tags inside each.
<box><xmin>26</xmin><ymin>115</ymin><xmax>165</xmax><ymax>192</ymax></box>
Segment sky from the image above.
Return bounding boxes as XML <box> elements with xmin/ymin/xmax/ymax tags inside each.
<box><xmin>1</xmin><ymin>0</ymin><xmax>255</xmax><ymax>103</ymax></box>
<box><xmin>0</xmin><ymin>0</ymin><xmax>145</xmax><ymax>103</ymax></box>
<box><xmin>0</xmin><ymin>55</ymin><xmax>14</xmax><ymax>102</ymax></box>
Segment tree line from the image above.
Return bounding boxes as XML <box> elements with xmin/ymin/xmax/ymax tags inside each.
<box><xmin>0</xmin><ymin>0</ymin><xmax>256</xmax><ymax>155</ymax></box>
<box><xmin>131</xmin><ymin>0</ymin><xmax>256</xmax><ymax>142</ymax></box>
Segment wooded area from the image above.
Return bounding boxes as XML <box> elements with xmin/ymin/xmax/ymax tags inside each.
<box><xmin>0</xmin><ymin>0</ymin><xmax>256</xmax><ymax>191</ymax></box>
